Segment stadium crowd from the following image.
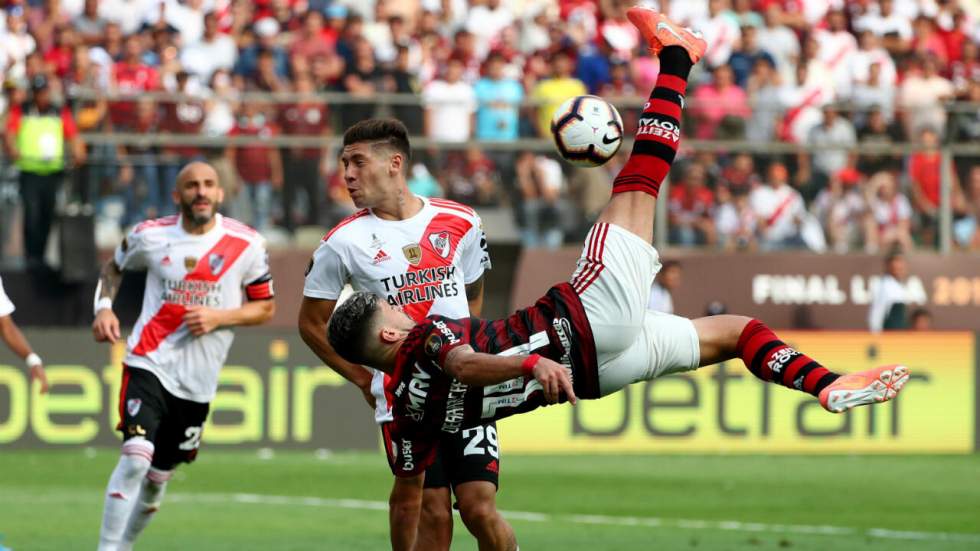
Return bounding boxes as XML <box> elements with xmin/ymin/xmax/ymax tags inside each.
<box><xmin>0</xmin><ymin>0</ymin><xmax>978</xmax><ymax>255</ymax></box>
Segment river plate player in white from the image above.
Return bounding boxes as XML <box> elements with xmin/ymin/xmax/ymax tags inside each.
<box><xmin>324</xmin><ymin>9</ymin><xmax>911</xmax><ymax>550</ymax></box>
<box><xmin>299</xmin><ymin>119</ymin><xmax>514</xmax><ymax>550</ymax></box>
<box><xmin>91</xmin><ymin>162</ymin><xmax>276</xmax><ymax>551</ymax></box>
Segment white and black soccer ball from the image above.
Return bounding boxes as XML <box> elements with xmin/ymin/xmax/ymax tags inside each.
<box><xmin>550</xmin><ymin>95</ymin><xmax>624</xmax><ymax>167</ymax></box>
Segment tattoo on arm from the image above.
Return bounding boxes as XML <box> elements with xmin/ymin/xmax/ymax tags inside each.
<box><xmin>97</xmin><ymin>260</ymin><xmax>123</xmax><ymax>301</ymax></box>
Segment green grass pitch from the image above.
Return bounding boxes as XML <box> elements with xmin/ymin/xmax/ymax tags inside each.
<box><xmin>1</xmin><ymin>450</ymin><xmax>978</xmax><ymax>550</ymax></box>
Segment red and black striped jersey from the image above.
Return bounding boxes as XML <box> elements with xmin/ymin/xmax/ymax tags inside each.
<box><xmin>382</xmin><ymin>282</ymin><xmax>597</xmax><ymax>477</ymax></box>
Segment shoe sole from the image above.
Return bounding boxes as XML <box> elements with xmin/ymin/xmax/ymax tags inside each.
<box><xmin>626</xmin><ymin>7</ymin><xmax>705</xmax><ymax>62</ymax></box>
<box><xmin>823</xmin><ymin>365</ymin><xmax>910</xmax><ymax>413</ymax></box>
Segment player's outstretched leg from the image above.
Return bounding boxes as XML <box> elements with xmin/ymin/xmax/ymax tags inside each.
<box><xmin>694</xmin><ymin>315</ymin><xmax>910</xmax><ymax>413</ymax></box>
<box><xmin>595</xmin><ymin>7</ymin><xmax>706</xmax><ymax>244</ymax></box>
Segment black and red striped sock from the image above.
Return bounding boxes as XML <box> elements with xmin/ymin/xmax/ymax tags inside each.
<box><xmin>735</xmin><ymin>319</ymin><xmax>840</xmax><ymax>397</ymax></box>
<box><xmin>612</xmin><ymin>46</ymin><xmax>693</xmax><ymax>198</ymax></box>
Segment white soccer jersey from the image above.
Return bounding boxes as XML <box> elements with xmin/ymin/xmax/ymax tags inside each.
<box><xmin>304</xmin><ymin>197</ymin><xmax>491</xmax><ymax>423</ymax></box>
<box><xmin>0</xmin><ymin>275</ymin><xmax>15</xmax><ymax>317</ymax></box>
<box><xmin>115</xmin><ymin>214</ymin><xmax>273</xmax><ymax>403</ymax></box>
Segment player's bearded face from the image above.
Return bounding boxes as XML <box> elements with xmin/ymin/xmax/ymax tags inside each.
<box><xmin>178</xmin><ymin>183</ymin><xmax>222</xmax><ymax>226</ymax></box>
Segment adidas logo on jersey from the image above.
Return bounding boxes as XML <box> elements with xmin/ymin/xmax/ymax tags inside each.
<box><xmin>372</xmin><ymin>249</ymin><xmax>391</xmax><ymax>265</ymax></box>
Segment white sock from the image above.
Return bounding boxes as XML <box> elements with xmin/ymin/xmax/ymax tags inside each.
<box><xmin>98</xmin><ymin>439</ymin><xmax>154</xmax><ymax>551</ymax></box>
<box><xmin>121</xmin><ymin>468</ymin><xmax>171</xmax><ymax>545</ymax></box>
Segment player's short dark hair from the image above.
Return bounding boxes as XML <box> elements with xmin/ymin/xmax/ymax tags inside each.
<box><xmin>342</xmin><ymin>118</ymin><xmax>412</xmax><ymax>163</ymax></box>
<box><xmin>328</xmin><ymin>292</ymin><xmax>382</xmax><ymax>366</ymax></box>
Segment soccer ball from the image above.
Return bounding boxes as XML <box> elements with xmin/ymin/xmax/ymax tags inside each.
<box><xmin>550</xmin><ymin>95</ymin><xmax>624</xmax><ymax>167</ymax></box>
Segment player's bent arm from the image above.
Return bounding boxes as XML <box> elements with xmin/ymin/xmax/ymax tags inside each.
<box><xmin>444</xmin><ymin>346</ymin><xmax>577</xmax><ymax>404</ymax></box>
<box><xmin>464</xmin><ymin>274</ymin><xmax>485</xmax><ymax>318</ymax></box>
<box><xmin>218</xmin><ymin>298</ymin><xmax>276</xmax><ymax>327</ymax></box>
<box><xmin>389</xmin><ymin>474</ymin><xmax>425</xmax><ymax>551</ymax></box>
<box><xmin>297</xmin><ymin>297</ymin><xmax>375</xmax><ymax>391</ymax></box>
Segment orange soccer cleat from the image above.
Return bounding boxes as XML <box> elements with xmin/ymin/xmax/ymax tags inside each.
<box><xmin>819</xmin><ymin>364</ymin><xmax>910</xmax><ymax>413</ymax></box>
<box><xmin>626</xmin><ymin>6</ymin><xmax>707</xmax><ymax>64</ymax></box>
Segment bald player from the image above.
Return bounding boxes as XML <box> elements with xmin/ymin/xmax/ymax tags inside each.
<box><xmin>92</xmin><ymin>162</ymin><xmax>276</xmax><ymax>550</ymax></box>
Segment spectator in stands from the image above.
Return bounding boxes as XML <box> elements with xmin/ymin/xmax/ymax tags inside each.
<box><xmin>909</xmin><ymin>307</ymin><xmax>933</xmax><ymax>331</ymax></box>
<box><xmin>648</xmin><ymin>260</ymin><xmax>681</xmax><ymax>314</ymax></box>
<box><xmin>744</xmin><ymin>57</ymin><xmax>784</xmax><ymax>143</ymax></box>
<box><xmin>728</xmin><ymin>24</ymin><xmax>775</xmax><ymax>88</ymax></box>
<box><xmin>422</xmin><ymin>55</ymin><xmax>476</xmax><ymax>143</ymax></box>
<box><xmin>855</xmin><ymin>0</ymin><xmax>912</xmax><ymax>56</ymax></box>
<box><xmin>515</xmin><ymin>151</ymin><xmax>565</xmax><ymax>249</ymax></box>
<box><xmin>907</xmin><ymin>126</ymin><xmax>965</xmax><ymax>246</ymax></box>
<box><xmin>898</xmin><ymin>55</ymin><xmax>954</xmax><ymax>139</ymax></box>
<box><xmin>950</xmin><ymin>40</ymin><xmax>980</xmax><ymax>98</ymax></box>
<box><xmin>249</xmin><ymin>47</ymin><xmax>289</xmax><ymax>93</ymax></box>
<box><xmin>691</xmin><ymin>64</ymin><xmax>750</xmax><ymax>140</ymax></box>
<box><xmin>291</xmin><ymin>10</ymin><xmax>336</xmax><ymax>61</ymax></box>
<box><xmin>341</xmin><ymin>37</ymin><xmax>382</xmax><ymax>129</ymax></box>
<box><xmin>234</xmin><ymin>18</ymin><xmax>289</xmax><ymax>80</ymax></box>
<box><xmin>718</xmin><ymin>152</ymin><xmax>760</xmax><ymax>196</ymax></box>
<box><xmin>278</xmin><ymin>74</ymin><xmax>329</xmax><ymax>232</ymax></box>
<box><xmin>850</xmin><ymin>62</ymin><xmax>895</xmax><ymax>130</ymax></box>
<box><xmin>714</xmin><ymin>187</ymin><xmax>758</xmax><ymax>251</ymax></box>
<box><xmin>668</xmin><ymin>162</ymin><xmax>716</xmax><ymax>247</ymax></box>
<box><xmin>700</xmin><ymin>0</ymin><xmax>741</xmax><ymax>68</ymax></box>
<box><xmin>473</xmin><ymin>51</ymin><xmax>523</xmax><ymax>142</ymax></box>
<box><xmin>226</xmin><ymin>101</ymin><xmax>282</xmax><ymax>232</ymax></box>
<box><xmin>756</xmin><ymin>4</ymin><xmax>800</xmax><ymax>84</ymax></box>
<box><xmin>864</xmin><ymin>171</ymin><xmax>914</xmax><ymax>253</ymax></box>
<box><xmin>442</xmin><ymin>147</ymin><xmax>499</xmax><ymax>206</ymax></box>
<box><xmin>947</xmin><ymin>80</ymin><xmax>980</xmax><ymax>147</ymax></box>
<box><xmin>465</xmin><ymin>0</ymin><xmax>514</xmax><ymax>58</ymax></box>
<box><xmin>812</xmin><ymin>168</ymin><xmax>867</xmax><ymax>254</ymax></box>
<box><xmin>110</xmin><ymin>34</ymin><xmax>159</xmax><ymax>130</ymax></box>
<box><xmin>73</xmin><ymin>0</ymin><xmax>107</xmax><ymax>46</ymax></box>
<box><xmin>910</xmin><ymin>15</ymin><xmax>949</xmax><ymax>65</ymax></box>
<box><xmin>802</xmin><ymin>104</ymin><xmax>857</xmax><ymax>195</ymax></box>
<box><xmin>159</xmin><ymin>71</ymin><xmax>206</xmax><ymax>193</ymax></box>
<box><xmin>868</xmin><ymin>250</ymin><xmax>912</xmax><ymax>333</ymax></box>
<box><xmin>953</xmin><ymin>166</ymin><xmax>980</xmax><ymax>251</ymax></box>
<box><xmin>750</xmin><ymin>161</ymin><xmax>807</xmax><ymax>250</ymax></box>
<box><xmin>812</xmin><ymin>8</ymin><xmax>858</xmax><ymax>96</ymax></box>
<box><xmin>531</xmin><ymin>49</ymin><xmax>587</xmax><ymax>138</ymax></box>
<box><xmin>383</xmin><ymin>45</ymin><xmax>424</xmax><ymax>134</ymax></box>
<box><xmin>118</xmin><ymin>98</ymin><xmax>168</xmax><ymax>225</ymax></box>
<box><xmin>857</xmin><ymin>108</ymin><xmax>902</xmax><ymax>175</ymax></box>
<box><xmin>407</xmin><ymin>163</ymin><xmax>443</xmax><ymax>199</ymax></box>
<box><xmin>4</xmin><ymin>75</ymin><xmax>85</xmax><ymax>269</ymax></box>
<box><xmin>180</xmin><ymin>12</ymin><xmax>237</xmax><ymax>83</ymax></box>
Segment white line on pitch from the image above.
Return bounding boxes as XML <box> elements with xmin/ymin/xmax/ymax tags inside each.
<box><xmin>166</xmin><ymin>492</ymin><xmax>980</xmax><ymax>544</ymax></box>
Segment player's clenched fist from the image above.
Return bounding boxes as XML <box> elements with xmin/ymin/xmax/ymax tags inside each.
<box><xmin>183</xmin><ymin>306</ymin><xmax>223</xmax><ymax>336</ymax></box>
<box><xmin>93</xmin><ymin>309</ymin><xmax>121</xmax><ymax>343</ymax></box>
<box><xmin>532</xmin><ymin>357</ymin><xmax>577</xmax><ymax>405</ymax></box>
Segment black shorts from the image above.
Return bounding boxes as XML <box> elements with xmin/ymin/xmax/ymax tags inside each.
<box><xmin>117</xmin><ymin>366</ymin><xmax>210</xmax><ymax>471</ymax></box>
<box><xmin>423</xmin><ymin>421</ymin><xmax>500</xmax><ymax>490</ymax></box>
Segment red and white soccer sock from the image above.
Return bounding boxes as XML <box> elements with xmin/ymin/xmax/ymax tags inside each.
<box><xmin>612</xmin><ymin>46</ymin><xmax>693</xmax><ymax>198</ymax></box>
<box><xmin>98</xmin><ymin>439</ymin><xmax>154</xmax><ymax>551</ymax></box>
<box><xmin>735</xmin><ymin>320</ymin><xmax>840</xmax><ymax>397</ymax></box>
<box><xmin>121</xmin><ymin>468</ymin><xmax>172</xmax><ymax>545</ymax></box>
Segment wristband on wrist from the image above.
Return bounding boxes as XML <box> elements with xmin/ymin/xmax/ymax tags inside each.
<box><xmin>94</xmin><ymin>297</ymin><xmax>113</xmax><ymax>316</ymax></box>
<box><xmin>25</xmin><ymin>353</ymin><xmax>42</xmax><ymax>368</ymax></box>
<box><xmin>521</xmin><ymin>354</ymin><xmax>541</xmax><ymax>378</ymax></box>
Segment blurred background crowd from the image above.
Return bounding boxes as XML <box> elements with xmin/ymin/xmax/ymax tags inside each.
<box><xmin>1</xmin><ymin>0</ymin><xmax>978</xmax><ymax>267</ymax></box>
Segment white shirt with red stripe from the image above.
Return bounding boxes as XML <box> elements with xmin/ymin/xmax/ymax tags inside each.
<box><xmin>750</xmin><ymin>184</ymin><xmax>806</xmax><ymax>242</ymax></box>
<box><xmin>0</xmin><ymin>275</ymin><xmax>15</xmax><ymax>317</ymax></box>
<box><xmin>303</xmin><ymin>196</ymin><xmax>491</xmax><ymax>424</ymax></box>
<box><xmin>115</xmin><ymin>214</ymin><xmax>273</xmax><ymax>403</ymax></box>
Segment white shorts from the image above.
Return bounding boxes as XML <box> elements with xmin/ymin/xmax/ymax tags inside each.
<box><xmin>570</xmin><ymin>223</ymin><xmax>701</xmax><ymax>396</ymax></box>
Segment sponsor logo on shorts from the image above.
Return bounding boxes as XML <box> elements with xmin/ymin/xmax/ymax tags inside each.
<box><xmin>485</xmin><ymin>459</ymin><xmax>499</xmax><ymax>474</ymax></box>
<box><xmin>400</xmin><ymin>438</ymin><xmax>415</xmax><ymax>471</ymax></box>
<box><xmin>127</xmin><ymin>398</ymin><xmax>142</xmax><ymax>417</ymax></box>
